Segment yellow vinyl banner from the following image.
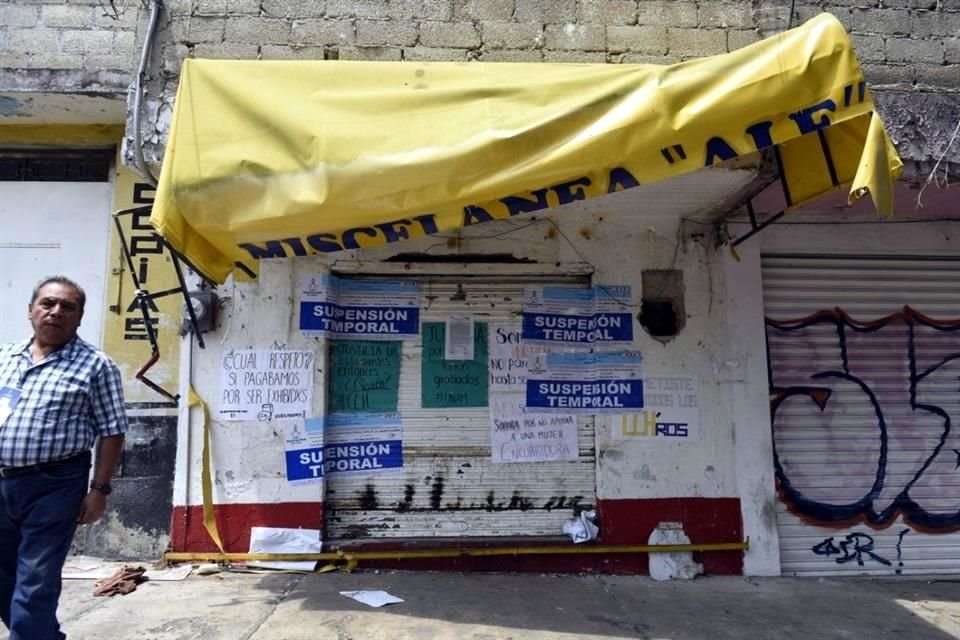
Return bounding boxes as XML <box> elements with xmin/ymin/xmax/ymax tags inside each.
<box><xmin>152</xmin><ymin>13</ymin><xmax>902</xmax><ymax>283</ymax></box>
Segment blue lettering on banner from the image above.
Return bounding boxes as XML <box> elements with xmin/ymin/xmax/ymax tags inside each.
<box><xmin>522</xmin><ymin>312</ymin><xmax>632</xmax><ymax>344</ymax></box>
<box><xmin>299</xmin><ymin>302</ymin><xmax>419</xmax><ymax>336</ymax></box>
<box><xmin>323</xmin><ymin>439</ymin><xmax>403</xmax><ymax>474</ymax></box>
<box><xmin>526</xmin><ymin>378</ymin><xmax>643</xmax><ymax>411</ymax></box>
<box><xmin>285</xmin><ymin>446</ymin><xmax>325</xmax><ymax>481</ymax></box>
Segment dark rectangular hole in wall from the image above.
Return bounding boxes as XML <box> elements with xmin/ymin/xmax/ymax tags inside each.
<box><xmin>0</xmin><ymin>148</ymin><xmax>114</xmax><ymax>182</ymax></box>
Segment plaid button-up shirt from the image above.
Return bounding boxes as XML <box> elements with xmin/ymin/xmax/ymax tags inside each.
<box><xmin>0</xmin><ymin>336</ymin><xmax>128</xmax><ymax>467</ymax></box>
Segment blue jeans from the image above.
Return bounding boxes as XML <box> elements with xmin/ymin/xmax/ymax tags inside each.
<box><xmin>0</xmin><ymin>454</ymin><xmax>90</xmax><ymax>640</ymax></box>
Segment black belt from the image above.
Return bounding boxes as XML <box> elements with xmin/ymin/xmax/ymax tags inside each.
<box><xmin>0</xmin><ymin>453</ymin><xmax>90</xmax><ymax>479</ymax></box>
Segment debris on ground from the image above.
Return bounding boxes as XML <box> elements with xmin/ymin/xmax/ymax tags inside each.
<box><xmin>93</xmin><ymin>565</ymin><xmax>148</xmax><ymax>597</ymax></box>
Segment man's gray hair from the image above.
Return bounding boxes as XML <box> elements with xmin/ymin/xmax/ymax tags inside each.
<box><xmin>31</xmin><ymin>276</ymin><xmax>86</xmax><ymax>311</ymax></box>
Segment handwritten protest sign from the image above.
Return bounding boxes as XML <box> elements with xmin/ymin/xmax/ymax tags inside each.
<box><xmin>488</xmin><ymin>323</ymin><xmax>549</xmax><ymax>392</ymax></box>
<box><xmin>218</xmin><ymin>350</ymin><xmax>314</xmax><ymax>421</ymax></box>
<box><xmin>328</xmin><ymin>340</ymin><xmax>401</xmax><ymax>413</ymax></box>
<box><xmin>490</xmin><ymin>395</ymin><xmax>578</xmax><ymax>463</ymax></box>
<box><xmin>422</xmin><ymin>322</ymin><xmax>488</xmax><ymax>408</ymax></box>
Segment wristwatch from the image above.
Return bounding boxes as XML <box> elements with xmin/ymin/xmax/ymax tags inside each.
<box><xmin>89</xmin><ymin>481</ymin><xmax>112</xmax><ymax>496</ymax></box>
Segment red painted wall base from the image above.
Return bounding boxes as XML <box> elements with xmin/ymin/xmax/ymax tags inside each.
<box><xmin>170</xmin><ymin>497</ymin><xmax>742</xmax><ymax>574</ymax></box>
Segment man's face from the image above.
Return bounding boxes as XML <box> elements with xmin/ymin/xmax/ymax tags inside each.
<box><xmin>28</xmin><ymin>283</ymin><xmax>84</xmax><ymax>348</ymax></box>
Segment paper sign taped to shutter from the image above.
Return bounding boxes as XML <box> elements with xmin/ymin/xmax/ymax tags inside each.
<box><xmin>522</xmin><ymin>285</ymin><xmax>633</xmax><ymax>348</ymax></box>
<box><xmin>526</xmin><ymin>351</ymin><xmax>643</xmax><ymax>413</ymax></box>
<box><xmin>299</xmin><ymin>274</ymin><xmax>420</xmax><ymax>339</ymax></box>
<box><xmin>490</xmin><ymin>395</ymin><xmax>578</xmax><ymax>463</ymax></box>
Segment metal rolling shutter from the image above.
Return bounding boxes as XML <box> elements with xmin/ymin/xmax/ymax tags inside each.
<box><xmin>762</xmin><ymin>255</ymin><xmax>960</xmax><ymax>576</ymax></box>
<box><xmin>325</xmin><ymin>273</ymin><xmax>597</xmax><ymax>540</ymax></box>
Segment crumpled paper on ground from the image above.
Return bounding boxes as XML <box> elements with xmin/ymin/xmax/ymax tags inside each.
<box><xmin>562</xmin><ymin>510</ymin><xmax>599</xmax><ymax>543</ymax></box>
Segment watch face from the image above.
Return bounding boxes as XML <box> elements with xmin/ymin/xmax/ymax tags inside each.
<box><xmin>91</xmin><ymin>482</ymin><xmax>112</xmax><ymax>495</ymax></box>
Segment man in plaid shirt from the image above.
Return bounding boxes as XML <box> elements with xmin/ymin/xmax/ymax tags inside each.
<box><xmin>0</xmin><ymin>276</ymin><xmax>127</xmax><ymax>640</ymax></box>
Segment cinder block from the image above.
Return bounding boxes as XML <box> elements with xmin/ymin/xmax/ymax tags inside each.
<box><xmin>224</xmin><ymin>17</ymin><xmax>291</xmax><ymax>44</ymax></box>
<box><xmin>455</xmin><ymin>0</ymin><xmax>515</xmax><ymax>21</ymax></box>
<box><xmin>40</xmin><ymin>4</ymin><xmax>93</xmax><ymax>28</ymax></box>
<box><xmin>850</xmin><ymin>33</ymin><xmax>885</xmax><ymax>63</ymax></box>
<box><xmin>113</xmin><ymin>30</ymin><xmax>137</xmax><ymax>57</ymax></box>
<box><xmin>478</xmin><ymin>48</ymin><xmax>544</xmax><ymax>61</ymax></box>
<box><xmin>883</xmin><ymin>0</ymin><xmax>936</xmax><ymax>8</ymax></box>
<box><xmin>262</xmin><ymin>0</ymin><xmax>325</xmax><ymax>18</ymax></box>
<box><xmin>192</xmin><ymin>42</ymin><xmax>260</xmax><ymax>59</ymax></box>
<box><xmin>183</xmin><ymin>16</ymin><xmax>226</xmax><ymax>44</ymax></box>
<box><xmin>913</xmin><ymin>62</ymin><xmax>960</xmax><ymax>89</ymax></box>
<box><xmin>578</xmin><ymin>0</ymin><xmax>637</xmax><ymax>25</ymax></box>
<box><xmin>6</xmin><ymin>28</ymin><xmax>59</xmax><ymax>54</ymax></box>
<box><xmin>259</xmin><ymin>44</ymin><xmax>327</xmax><ymax>59</ymax></box>
<box><xmin>727</xmin><ymin>29</ymin><xmax>761</xmax><ymax>52</ymax></box>
<box><xmin>0</xmin><ymin>5</ymin><xmax>39</xmax><ymax>28</ymax></box>
<box><xmin>226</xmin><ymin>0</ymin><xmax>263</xmax><ymax>14</ymax></box>
<box><xmin>326</xmin><ymin>0</ymin><xmax>390</xmax><ymax>19</ymax></box>
<box><xmin>606</xmin><ymin>24</ymin><xmax>667</xmax><ymax>53</ymax></box>
<box><xmin>402</xmin><ymin>46</ymin><xmax>469</xmax><ymax>61</ymax></box>
<box><xmin>850</xmin><ymin>8</ymin><xmax>911</xmax><ymax>35</ymax></box>
<box><xmin>618</xmin><ymin>52</ymin><xmax>680</xmax><ymax>64</ymax></box>
<box><xmin>164</xmin><ymin>0</ymin><xmax>195</xmax><ymax>17</ymax></box>
<box><xmin>86</xmin><ymin>54</ymin><xmax>137</xmax><ymax>71</ymax></box>
<box><xmin>26</xmin><ymin>53</ymin><xmax>85</xmax><ymax>70</ymax></box>
<box><xmin>292</xmin><ymin>19</ymin><xmax>356</xmax><ymax>46</ymax></box>
<box><xmin>515</xmin><ymin>0</ymin><xmax>577</xmax><ymax>23</ymax></box>
<box><xmin>338</xmin><ymin>46</ymin><xmax>404</xmax><ymax>60</ymax></box>
<box><xmin>637</xmin><ymin>1</ymin><xmax>697</xmax><ymax>28</ymax></box>
<box><xmin>92</xmin><ymin>3</ymin><xmax>142</xmax><ymax>28</ymax></box>
<box><xmin>420</xmin><ymin>22</ymin><xmax>481</xmax><ymax>48</ymax></box>
<box><xmin>667</xmin><ymin>27</ymin><xmax>725</xmax><ymax>57</ymax></box>
<box><xmin>910</xmin><ymin>10</ymin><xmax>960</xmax><ymax>38</ymax></box>
<box><xmin>481</xmin><ymin>22</ymin><xmax>543</xmax><ymax>49</ymax></box>
<box><xmin>390</xmin><ymin>0</ymin><xmax>454</xmax><ymax>21</ymax></box>
<box><xmin>861</xmin><ymin>62</ymin><xmax>914</xmax><ymax>87</ymax></box>
<box><xmin>62</xmin><ymin>29</ymin><xmax>114</xmax><ymax>54</ymax></box>
<box><xmin>543</xmin><ymin>24</ymin><xmax>605</xmax><ymax>51</ymax></box>
<box><xmin>885</xmin><ymin>36</ymin><xmax>943</xmax><ymax>64</ymax></box>
<box><xmin>195</xmin><ymin>0</ymin><xmax>228</xmax><ymax>15</ymax></box>
<box><xmin>543</xmin><ymin>50</ymin><xmax>607</xmax><ymax>62</ymax></box>
<box><xmin>946</xmin><ymin>38</ymin><xmax>960</xmax><ymax>65</ymax></box>
<box><xmin>699</xmin><ymin>3</ymin><xmax>753</xmax><ymax>29</ymax></box>
<box><xmin>357</xmin><ymin>20</ymin><xmax>418</xmax><ymax>46</ymax></box>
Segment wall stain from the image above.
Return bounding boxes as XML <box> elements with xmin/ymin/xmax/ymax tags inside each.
<box><xmin>358</xmin><ymin>484</ymin><xmax>377</xmax><ymax>510</ymax></box>
<box><xmin>430</xmin><ymin>477</ymin><xmax>445</xmax><ymax>510</ymax></box>
<box><xmin>397</xmin><ymin>484</ymin><xmax>415</xmax><ymax>513</ymax></box>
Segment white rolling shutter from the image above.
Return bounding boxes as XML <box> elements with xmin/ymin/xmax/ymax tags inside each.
<box><xmin>762</xmin><ymin>255</ymin><xmax>960</xmax><ymax>576</ymax></box>
<box><xmin>325</xmin><ymin>273</ymin><xmax>597</xmax><ymax>540</ymax></box>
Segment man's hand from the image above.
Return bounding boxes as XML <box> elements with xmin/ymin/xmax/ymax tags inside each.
<box><xmin>77</xmin><ymin>490</ymin><xmax>107</xmax><ymax>524</ymax></box>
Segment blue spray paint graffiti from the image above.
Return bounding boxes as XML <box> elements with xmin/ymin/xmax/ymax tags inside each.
<box><xmin>766</xmin><ymin>306</ymin><xmax>960</xmax><ymax>529</ymax></box>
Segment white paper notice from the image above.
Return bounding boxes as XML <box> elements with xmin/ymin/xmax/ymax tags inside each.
<box><xmin>614</xmin><ymin>375</ymin><xmax>700</xmax><ymax>441</ymax></box>
<box><xmin>218</xmin><ymin>350</ymin><xmax>315</xmax><ymax>422</ymax></box>
<box><xmin>340</xmin><ymin>590</ymin><xmax>405</xmax><ymax>607</ymax></box>
<box><xmin>445</xmin><ymin>316</ymin><xmax>474</xmax><ymax>360</ymax></box>
<box><xmin>248</xmin><ymin>527</ymin><xmax>323</xmax><ymax>571</ymax></box>
<box><xmin>488</xmin><ymin>324</ymin><xmax>550</xmax><ymax>392</ymax></box>
<box><xmin>490</xmin><ymin>395</ymin><xmax>578</xmax><ymax>463</ymax></box>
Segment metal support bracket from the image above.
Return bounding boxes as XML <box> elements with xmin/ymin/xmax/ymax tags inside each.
<box><xmin>113</xmin><ymin>205</ymin><xmax>210</xmax><ymax>402</ymax></box>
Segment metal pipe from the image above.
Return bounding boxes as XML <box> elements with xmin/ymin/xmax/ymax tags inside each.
<box><xmin>164</xmin><ymin>540</ymin><xmax>749</xmax><ymax>564</ymax></box>
<box><xmin>133</xmin><ymin>0</ymin><xmax>163</xmax><ymax>186</ymax></box>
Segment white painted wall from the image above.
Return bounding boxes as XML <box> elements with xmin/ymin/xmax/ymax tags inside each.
<box><xmin>0</xmin><ymin>182</ymin><xmax>113</xmax><ymax>346</ymax></box>
<box><xmin>175</xmin><ymin>168</ymin><xmax>785</xmax><ymax>575</ymax></box>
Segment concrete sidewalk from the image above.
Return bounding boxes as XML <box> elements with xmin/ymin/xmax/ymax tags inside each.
<box><xmin>6</xmin><ymin>569</ymin><xmax>960</xmax><ymax>640</ymax></box>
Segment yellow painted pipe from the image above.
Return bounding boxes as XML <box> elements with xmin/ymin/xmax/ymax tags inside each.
<box><xmin>164</xmin><ymin>539</ymin><xmax>749</xmax><ymax>564</ymax></box>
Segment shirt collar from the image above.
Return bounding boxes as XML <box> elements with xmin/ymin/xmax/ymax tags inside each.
<box><xmin>20</xmin><ymin>336</ymin><xmax>82</xmax><ymax>362</ymax></box>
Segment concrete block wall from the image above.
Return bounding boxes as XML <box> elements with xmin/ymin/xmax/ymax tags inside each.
<box><xmin>0</xmin><ymin>0</ymin><xmax>142</xmax><ymax>95</ymax></box>
<box><xmin>1</xmin><ymin>1</ymin><xmax>957</xmax><ymax>167</ymax></box>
